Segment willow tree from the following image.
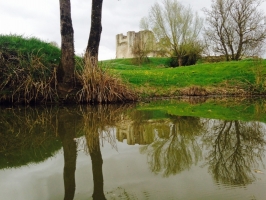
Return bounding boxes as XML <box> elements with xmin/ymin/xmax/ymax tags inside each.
<box><xmin>141</xmin><ymin>0</ymin><xmax>203</xmax><ymax>66</ymax></box>
<box><xmin>204</xmin><ymin>0</ymin><xmax>266</xmax><ymax>61</ymax></box>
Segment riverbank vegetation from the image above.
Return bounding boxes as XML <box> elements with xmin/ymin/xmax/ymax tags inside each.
<box><xmin>0</xmin><ymin>35</ymin><xmax>137</xmax><ymax>104</ymax></box>
<box><xmin>0</xmin><ymin>35</ymin><xmax>266</xmax><ymax>104</ymax></box>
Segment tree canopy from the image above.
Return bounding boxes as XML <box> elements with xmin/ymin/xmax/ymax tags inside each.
<box><xmin>140</xmin><ymin>0</ymin><xmax>204</xmax><ymax>66</ymax></box>
<box><xmin>204</xmin><ymin>0</ymin><xmax>266</xmax><ymax>61</ymax></box>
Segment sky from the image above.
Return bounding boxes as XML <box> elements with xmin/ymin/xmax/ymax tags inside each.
<box><xmin>0</xmin><ymin>0</ymin><xmax>265</xmax><ymax>60</ymax></box>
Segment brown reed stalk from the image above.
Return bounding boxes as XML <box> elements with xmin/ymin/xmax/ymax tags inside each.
<box><xmin>75</xmin><ymin>54</ymin><xmax>138</xmax><ymax>103</ymax></box>
<box><xmin>0</xmin><ymin>50</ymin><xmax>58</xmax><ymax>104</ymax></box>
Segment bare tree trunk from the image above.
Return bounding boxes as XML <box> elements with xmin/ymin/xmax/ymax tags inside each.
<box><xmin>58</xmin><ymin>0</ymin><xmax>75</xmax><ymax>91</ymax></box>
<box><xmin>85</xmin><ymin>0</ymin><xmax>103</xmax><ymax>63</ymax></box>
<box><xmin>178</xmin><ymin>57</ymin><xmax>182</xmax><ymax>67</ymax></box>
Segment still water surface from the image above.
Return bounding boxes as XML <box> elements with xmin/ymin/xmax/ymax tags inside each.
<box><xmin>1</xmin><ymin>98</ymin><xmax>266</xmax><ymax>200</ymax></box>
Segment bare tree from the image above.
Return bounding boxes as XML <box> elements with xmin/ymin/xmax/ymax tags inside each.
<box><xmin>204</xmin><ymin>0</ymin><xmax>266</xmax><ymax>61</ymax></box>
<box><xmin>58</xmin><ymin>0</ymin><xmax>103</xmax><ymax>96</ymax></box>
<box><xmin>58</xmin><ymin>0</ymin><xmax>75</xmax><ymax>92</ymax></box>
<box><xmin>85</xmin><ymin>0</ymin><xmax>103</xmax><ymax>64</ymax></box>
<box><xmin>141</xmin><ymin>0</ymin><xmax>203</xmax><ymax>66</ymax></box>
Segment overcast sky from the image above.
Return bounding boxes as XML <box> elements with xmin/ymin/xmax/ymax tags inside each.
<box><xmin>0</xmin><ymin>0</ymin><xmax>266</xmax><ymax>60</ymax></box>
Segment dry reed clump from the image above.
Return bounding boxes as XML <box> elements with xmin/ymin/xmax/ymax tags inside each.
<box><xmin>0</xmin><ymin>50</ymin><xmax>58</xmax><ymax>104</ymax></box>
<box><xmin>75</xmin><ymin>55</ymin><xmax>138</xmax><ymax>103</ymax></box>
<box><xmin>180</xmin><ymin>86</ymin><xmax>208</xmax><ymax>96</ymax></box>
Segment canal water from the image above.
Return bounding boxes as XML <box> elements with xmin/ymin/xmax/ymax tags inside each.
<box><xmin>1</xmin><ymin>98</ymin><xmax>266</xmax><ymax>200</ymax></box>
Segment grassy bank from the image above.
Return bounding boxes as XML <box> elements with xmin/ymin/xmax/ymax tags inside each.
<box><xmin>103</xmin><ymin>57</ymin><xmax>266</xmax><ymax>98</ymax></box>
<box><xmin>1</xmin><ymin>35</ymin><xmax>266</xmax><ymax>104</ymax></box>
<box><xmin>0</xmin><ymin>35</ymin><xmax>136</xmax><ymax>104</ymax></box>
<box><xmin>0</xmin><ymin>35</ymin><xmax>61</xmax><ymax>103</ymax></box>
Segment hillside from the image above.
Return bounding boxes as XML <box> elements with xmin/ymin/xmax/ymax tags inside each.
<box><xmin>102</xmin><ymin>57</ymin><xmax>266</xmax><ymax>98</ymax></box>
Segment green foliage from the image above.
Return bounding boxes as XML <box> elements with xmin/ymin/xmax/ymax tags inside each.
<box><xmin>141</xmin><ymin>0</ymin><xmax>204</xmax><ymax>66</ymax></box>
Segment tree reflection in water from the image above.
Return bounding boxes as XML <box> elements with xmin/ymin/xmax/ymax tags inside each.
<box><xmin>203</xmin><ymin>120</ymin><xmax>266</xmax><ymax>185</ymax></box>
<box><xmin>83</xmin><ymin>104</ymin><xmax>133</xmax><ymax>199</ymax></box>
<box><xmin>57</xmin><ymin>108</ymin><xmax>81</xmax><ymax>200</ymax></box>
<box><xmin>58</xmin><ymin>104</ymin><xmax>133</xmax><ymax>200</ymax></box>
<box><xmin>140</xmin><ymin>116</ymin><xmax>205</xmax><ymax>176</ymax></box>
<box><xmin>2</xmin><ymin>102</ymin><xmax>266</xmax><ymax>198</ymax></box>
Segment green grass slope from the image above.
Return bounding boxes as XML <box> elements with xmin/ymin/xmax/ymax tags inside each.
<box><xmin>103</xmin><ymin>58</ymin><xmax>266</xmax><ymax>97</ymax></box>
<box><xmin>0</xmin><ymin>34</ymin><xmax>61</xmax><ymax>67</ymax></box>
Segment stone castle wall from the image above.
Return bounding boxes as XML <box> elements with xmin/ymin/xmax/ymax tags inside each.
<box><xmin>116</xmin><ymin>30</ymin><xmax>157</xmax><ymax>59</ymax></box>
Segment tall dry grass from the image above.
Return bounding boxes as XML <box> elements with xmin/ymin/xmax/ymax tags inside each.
<box><xmin>0</xmin><ymin>50</ymin><xmax>138</xmax><ymax>104</ymax></box>
<box><xmin>75</xmin><ymin>55</ymin><xmax>138</xmax><ymax>103</ymax></box>
<box><xmin>0</xmin><ymin>50</ymin><xmax>58</xmax><ymax>104</ymax></box>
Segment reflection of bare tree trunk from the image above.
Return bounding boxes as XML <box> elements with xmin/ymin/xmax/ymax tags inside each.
<box><xmin>88</xmin><ymin>136</ymin><xmax>106</xmax><ymax>200</ymax></box>
<box><xmin>58</xmin><ymin>111</ymin><xmax>78</xmax><ymax>200</ymax></box>
<box><xmin>82</xmin><ymin>105</ymin><xmax>129</xmax><ymax>199</ymax></box>
<box><xmin>62</xmin><ymin>137</ymin><xmax>77</xmax><ymax>200</ymax></box>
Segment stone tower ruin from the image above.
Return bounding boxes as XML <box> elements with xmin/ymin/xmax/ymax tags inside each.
<box><xmin>116</xmin><ymin>30</ymin><xmax>157</xmax><ymax>59</ymax></box>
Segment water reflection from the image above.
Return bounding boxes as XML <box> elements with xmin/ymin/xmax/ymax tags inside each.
<box><xmin>83</xmin><ymin>105</ymin><xmax>126</xmax><ymax>200</ymax></box>
<box><xmin>59</xmin><ymin>105</ymin><xmax>133</xmax><ymax>200</ymax></box>
<box><xmin>203</xmin><ymin>120</ymin><xmax>266</xmax><ymax>186</ymax></box>
<box><xmin>0</xmin><ymin>107</ymin><xmax>61</xmax><ymax>168</ymax></box>
<box><xmin>57</xmin><ymin>108</ymin><xmax>81</xmax><ymax>200</ymax></box>
<box><xmin>139</xmin><ymin>116</ymin><xmax>204</xmax><ymax>176</ymax></box>
<box><xmin>0</xmin><ymin>104</ymin><xmax>133</xmax><ymax>199</ymax></box>
<box><xmin>1</xmin><ymin>101</ymin><xmax>266</xmax><ymax>199</ymax></box>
